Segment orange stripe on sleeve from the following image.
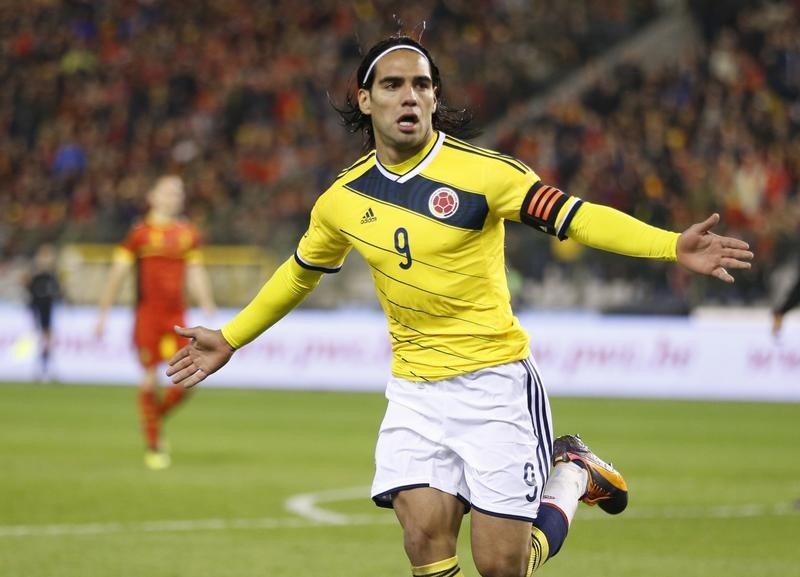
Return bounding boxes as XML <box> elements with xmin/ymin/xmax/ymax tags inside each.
<box><xmin>534</xmin><ymin>187</ymin><xmax>558</xmax><ymax>218</ymax></box>
<box><xmin>541</xmin><ymin>190</ymin><xmax>564</xmax><ymax>221</ymax></box>
<box><xmin>526</xmin><ymin>185</ymin><xmax>551</xmax><ymax>215</ymax></box>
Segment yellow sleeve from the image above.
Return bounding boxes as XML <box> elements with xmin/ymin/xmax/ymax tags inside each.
<box><xmin>221</xmin><ymin>257</ymin><xmax>323</xmax><ymax>348</ymax></box>
<box><xmin>565</xmin><ymin>201</ymin><xmax>679</xmax><ymax>260</ymax></box>
<box><xmin>296</xmin><ymin>190</ymin><xmax>351</xmax><ymax>271</ymax></box>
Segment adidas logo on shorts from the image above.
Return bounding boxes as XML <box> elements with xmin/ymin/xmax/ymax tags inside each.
<box><xmin>360</xmin><ymin>207</ymin><xmax>377</xmax><ymax>224</ymax></box>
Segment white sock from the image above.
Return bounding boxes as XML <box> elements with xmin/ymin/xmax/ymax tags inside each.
<box><xmin>540</xmin><ymin>462</ymin><xmax>588</xmax><ymax>525</ymax></box>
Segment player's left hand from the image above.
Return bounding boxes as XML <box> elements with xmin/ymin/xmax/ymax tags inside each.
<box><xmin>676</xmin><ymin>213</ymin><xmax>753</xmax><ymax>283</ymax></box>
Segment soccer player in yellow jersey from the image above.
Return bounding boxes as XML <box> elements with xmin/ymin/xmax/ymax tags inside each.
<box><xmin>166</xmin><ymin>36</ymin><xmax>754</xmax><ymax>577</ymax></box>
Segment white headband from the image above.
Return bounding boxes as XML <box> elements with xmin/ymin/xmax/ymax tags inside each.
<box><xmin>361</xmin><ymin>45</ymin><xmax>428</xmax><ymax>86</ymax></box>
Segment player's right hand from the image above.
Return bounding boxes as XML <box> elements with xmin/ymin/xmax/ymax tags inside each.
<box><xmin>166</xmin><ymin>326</ymin><xmax>235</xmax><ymax>388</ymax></box>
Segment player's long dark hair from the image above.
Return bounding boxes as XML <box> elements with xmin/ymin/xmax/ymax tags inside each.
<box><xmin>333</xmin><ymin>35</ymin><xmax>478</xmax><ymax>152</ymax></box>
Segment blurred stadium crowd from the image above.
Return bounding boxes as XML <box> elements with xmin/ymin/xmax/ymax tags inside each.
<box><xmin>501</xmin><ymin>0</ymin><xmax>800</xmax><ymax>310</ymax></box>
<box><xmin>1</xmin><ymin>0</ymin><xmax>798</xmax><ymax>311</ymax></box>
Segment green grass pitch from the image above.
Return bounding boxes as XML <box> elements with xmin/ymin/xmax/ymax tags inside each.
<box><xmin>1</xmin><ymin>382</ymin><xmax>798</xmax><ymax>577</ymax></box>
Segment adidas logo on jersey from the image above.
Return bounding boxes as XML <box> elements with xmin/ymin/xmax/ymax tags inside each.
<box><xmin>360</xmin><ymin>207</ymin><xmax>377</xmax><ymax>224</ymax></box>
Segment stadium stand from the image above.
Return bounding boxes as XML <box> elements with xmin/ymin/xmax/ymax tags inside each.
<box><xmin>499</xmin><ymin>0</ymin><xmax>800</xmax><ymax>311</ymax></box>
<box><xmin>0</xmin><ymin>0</ymin><xmax>797</xmax><ymax>310</ymax></box>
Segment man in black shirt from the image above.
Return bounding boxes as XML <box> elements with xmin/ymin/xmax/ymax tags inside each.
<box><xmin>26</xmin><ymin>244</ymin><xmax>62</xmax><ymax>381</ymax></box>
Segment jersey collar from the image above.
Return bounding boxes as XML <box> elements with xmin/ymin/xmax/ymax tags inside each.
<box><xmin>375</xmin><ymin>131</ymin><xmax>445</xmax><ymax>184</ymax></box>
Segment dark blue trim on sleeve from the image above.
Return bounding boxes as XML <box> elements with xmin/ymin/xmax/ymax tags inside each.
<box><xmin>556</xmin><ymin>198</ymin><xmax>583</xmax><ymax>240</ymax></box>
<box><xmin>294</xmin><ymin>251</ymin><xmax>342</xmax><ymax>274</ymax></box>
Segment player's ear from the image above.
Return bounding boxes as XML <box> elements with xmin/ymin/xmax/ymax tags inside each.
<box><xmin>358</xmin><ymin>88</ymin><xmax>371</xmax><ymax>115</ymax></box>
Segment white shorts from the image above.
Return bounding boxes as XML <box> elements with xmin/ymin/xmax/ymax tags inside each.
<box><xmin>371</xmin><ymin>357</ymin><xmax>554</xmax><ymax>522</ymax></box>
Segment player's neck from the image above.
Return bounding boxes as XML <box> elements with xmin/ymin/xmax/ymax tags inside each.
<box><xmin>147</xmin><ymin>211</ymin><xmax>176</xmax><ymax>225</ymax></box>
<box><xmin>377</xmin><ymin>132</ymin><xmax>437</xmax><ymax>169</ymax></box>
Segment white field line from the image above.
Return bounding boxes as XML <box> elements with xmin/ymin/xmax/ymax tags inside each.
<box><xmin>0</xmin><ymin>486</ymin><xmax>796</xmax><ymax>538</ymax></box>
<box><xmin>284</xmin><ymin>486</ymin><xmax>370</xmax><ymax>524</ymax></box>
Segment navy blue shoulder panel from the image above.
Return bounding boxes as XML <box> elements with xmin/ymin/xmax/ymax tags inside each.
<box><xmin>344</xmin><ymin>167</ymin><xmax>489</xmax><ymax>231</ymax></box>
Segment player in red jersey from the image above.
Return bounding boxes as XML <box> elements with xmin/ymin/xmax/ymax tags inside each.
<box><xmin>96</xmin><ymin>175</ymin><xmax>215</xmax><ymax>469</ymax></box>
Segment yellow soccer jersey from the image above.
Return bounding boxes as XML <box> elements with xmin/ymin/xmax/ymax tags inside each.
<box><xmin>296</xmin><ymin>131</ymin><xmax>582</xmax><ymax>381</ymax></box>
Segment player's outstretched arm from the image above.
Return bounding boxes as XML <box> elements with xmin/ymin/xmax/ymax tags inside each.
<box><xmin>166</xmin><ymin>256</ymin><xmax>324</xmax><ymax>388</ymax></box>
<box><xmin>676</xmin><ymin>213</ymin><xmax>753</xmax><ymax>283</ymax></box>
<box><xmin>167</xmin><ymin>326</ymin><xmax>235</xmax><ymax>389</ymax></box>
<box><xmin>565</xmin><ymin>203</ymin><xmax>753</xmax><ymax>283</ymax></box>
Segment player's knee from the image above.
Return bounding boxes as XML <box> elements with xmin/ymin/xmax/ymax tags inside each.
<box><xmin>401</xmin><ymin>523</ymin><xmax>457</xmax><ymax>562</ymax></box>
<box><xmin>473</xmin><ymin>548</ymin><xmax>529</xmax><ymax>577</ymax></box>
<box><xmin>139</xmin><ymin>370</ymin><xmax>158</xmax><ymax>392</ymax></box>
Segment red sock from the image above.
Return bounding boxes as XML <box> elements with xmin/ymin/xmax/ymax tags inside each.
<box><xmin>138</xmin><ymin>390</ymin><xmax>161</xmax><ymax>450</ymax></box>
<box><xmin>160</xmin><ymin>385</ymin><xmax>188</xmax><ymax>417</ymax></box>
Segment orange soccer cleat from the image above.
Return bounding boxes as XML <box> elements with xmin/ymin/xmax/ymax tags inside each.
<box><xmin>552</xmin><ymin>434</ymin><xmax>628</xmax><ymax>514</ymax></box>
